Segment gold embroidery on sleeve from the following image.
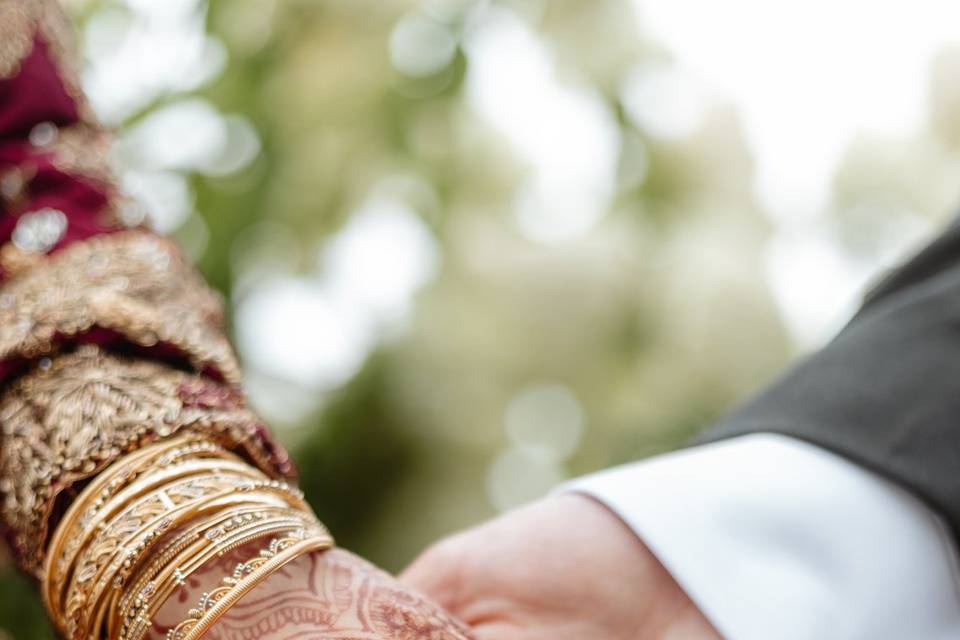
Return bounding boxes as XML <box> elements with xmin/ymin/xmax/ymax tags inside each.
<box><xmin>0</xmin><ymin>345</ymin><xmax>291</xmax><ymax>577</ymax></box>
<box><xmin>0</xmin><ymin>0</ymin><xmax>39</xmax><ymax>80</ymax></box>
<box><xmin>0</xmin><ymin>230</ymin><xmax>242</xmax><ymax>384</ymax></box>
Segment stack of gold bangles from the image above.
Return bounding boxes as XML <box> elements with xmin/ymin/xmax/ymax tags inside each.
<box><xmin>41</xmin><ymin>434</ymin><xmax>334</xmax><ymax>640</ymax></box>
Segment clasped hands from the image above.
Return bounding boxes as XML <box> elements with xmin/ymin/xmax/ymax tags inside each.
<box><xmin>155</xmin><ymin>495</ymin><xmax>720</xmax><ymax>640</ymax></box>
<box><xmin>402</xmin><ymin>494</ymin><xmax>721</xmax><ymax>640</ymax></box>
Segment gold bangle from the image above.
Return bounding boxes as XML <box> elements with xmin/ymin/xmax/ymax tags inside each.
<box><xmin>115</xmin><ymin>501</ymin><xmax>294</xmax><ymax>604</ymax></box>
<box><xmin>181</xmin><ymin>535</ymin><xmax>333</xmax><ymax>640</ymax></box>
<box><xmin>112</xmin><ymin>508</ymin><xmax>321</xmax><ymax>640</ymax></box>
<box><xmin>123</xmin><ymin>513</ymin><xmax>329</xmax><ymax>640</ymax></box>
<box><xmin>110</xmin><ymin>502</ymin><xmax>303</xmax><ymax>638</ymax></box>
<box><xmin>78</xmin><ymin>478</ymin><xmax>310</xmax><ymax>640</ymax></box>
<box><xmin>45</xmin><ymin>444</ymin><xmax>166</xmax><ymax>614</ymax></box>
<box><xmin>61</xmin><ymin>468</ymin><xmax>266</xmax><ymax>636</ymax></box>
<box><xmin>122</xmin><ymin>518</ymin><xmax>326</xmax><ymax>640</ymax></box>
<box><xmin>54</xmin><ymin>460</ymin><xmax>262</xmax><ymax>622</ymax></box>
<box><xmin>70</xmin><ymin>491</ymin><xmax>234</xmax><ymax>640</ymax></box>
<box><xmin>53</xmin><ymin>455</ymin><xmax>257</xmax><ymax>603</ymax></box>
<box><xmin>90</xmin><ymin>496</ymin><xmax>308</xmax><ymax>640</ymax></box>
<box><xmin>44</xmin><ymin>435</ymin><xmax>229</xmax><ymax>614</ymax></box>
<box><xmin>47</xmin><ymin>434</ymin><xmax>214</xmax><ymax>578</ymax></box>
<box><xmin>167</xmin><ymin>530</ymin><xmax>334</xmax><ymax>640</ymax></box>
<box><xmin>65</xmin><ymin>478</ymin><xmax>303</xmax><ymax>640</ymax></box>
<box><xmin>54</xmin><ymin>472</ymin><xmax>307</xmax><ymax>640</ymax></box>
<box><xmin>38</xmin><ymin>434</ymin><xmax>316</xmax><ymax>640</ymax></box>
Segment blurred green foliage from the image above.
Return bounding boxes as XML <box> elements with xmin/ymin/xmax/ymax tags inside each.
<box><xmin>194</xmin><ymin>0</ymin><xmax>792</xmax><ymax>569</ymax></box>
<box><xmin>4</xmin><ymin>0</ymin><xmax>960</xmax><ymax>638</ymax></box>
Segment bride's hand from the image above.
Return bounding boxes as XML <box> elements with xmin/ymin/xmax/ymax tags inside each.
<box><xmin>400</xmin><ymin>494</ymin><xmax>721</xmax><ymax>640</ymax></box>
<box><xmin>149</xmin><ymin>547</ymin><xmax>472</xmax><ymax>640</ymax></box>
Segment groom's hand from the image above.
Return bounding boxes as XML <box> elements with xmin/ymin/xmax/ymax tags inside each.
<box><xmin>401</xmin><ymin>494</ymin><xmax>722</xmax><ymax>640</ymax></box>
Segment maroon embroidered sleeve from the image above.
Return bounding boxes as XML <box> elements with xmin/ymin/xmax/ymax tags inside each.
<box><xmin>0</xmin><ymin>0</ymin><xmax>296</xmax><ymax>578</ymax></box>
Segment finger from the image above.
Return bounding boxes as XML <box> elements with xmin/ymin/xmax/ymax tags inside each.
<box><xmin>399</xmin><ymin>550</ymin><xmax>453</xmax><ymax>606</ymax></box>
<box><xmin>399</xmin><ymin>541</ymin><xmax>466</xmax><ymax>613</ymax></box>
<box><xmin>469</xmin><ymin>621</ymin><xmax>526</xmax><ymax>640</ymax></box>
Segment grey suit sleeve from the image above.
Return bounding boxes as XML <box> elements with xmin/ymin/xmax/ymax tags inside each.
<box><xmin>699</xmin><ymin>215</ymin><xmax>960</xmax><ymax>541</ymax></box>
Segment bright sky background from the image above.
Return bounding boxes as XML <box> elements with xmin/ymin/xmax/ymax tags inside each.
<box><xmin>634</xmin><ymin>0</ymin><xmax>960</xmax><ymax>343</ymax></box>
<box><xmin>636</xmin><ymin>0</ymin><xmax>960</xmax><ymax>218</ymax></box>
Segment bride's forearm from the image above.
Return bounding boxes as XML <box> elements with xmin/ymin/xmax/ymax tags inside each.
<box><xmin>0</xmin><ymin>5</ymin><xmax>470</xmax><ymax>640</ymax></box>
<box><xmin>150</xmin><ymin>548</ymin><xmax>471</xmax><ymax>640</ymax></box>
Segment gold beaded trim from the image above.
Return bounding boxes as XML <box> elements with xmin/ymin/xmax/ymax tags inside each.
<box><xmin>0</xmin><ymin>345</ymin><xmax>292</xmax><ymax>579</ymax></box>
<box><xmin>0</xmin><ymin>230</ymin><xmax>241</xmax><ymax>381</ymax></box>
<box><xmin>0</xmin><ymin>0</ymin><xmax>39</xmax><ymax>79</ymax></box>
<box><xmin>36</xmin><ymin>122</ymin><xmax>117</xmax><ymax>186</ymax></box>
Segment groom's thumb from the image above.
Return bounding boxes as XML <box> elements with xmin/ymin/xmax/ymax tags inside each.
<box><xmin>399</xmin><ymin>536</ymin><xmax>470</xmax><ymax>614</ymax></box>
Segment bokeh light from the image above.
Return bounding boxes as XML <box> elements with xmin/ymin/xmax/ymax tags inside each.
<box><xmin>4</xmin><ymin>0</ymin><xmax>960</xmax><ymax>636</ymax></box>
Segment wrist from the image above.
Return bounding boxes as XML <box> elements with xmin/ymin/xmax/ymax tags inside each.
<box><xmin>44</xmin><ymin>435</ymin><xmax>332</xmax><ymax>640</ymax></box>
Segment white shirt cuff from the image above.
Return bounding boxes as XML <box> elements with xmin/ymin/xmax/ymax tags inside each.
<box><xmin>564</xmin><ymin>433</ymin><xmax>960</xmax><ymax>640</ymax></box>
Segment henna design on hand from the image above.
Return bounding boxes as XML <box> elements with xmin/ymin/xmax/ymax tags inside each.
<box><xmin>148</xmin><ymin>547</ymin><xmax>471</xmax><ymax>640</ymax></box>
